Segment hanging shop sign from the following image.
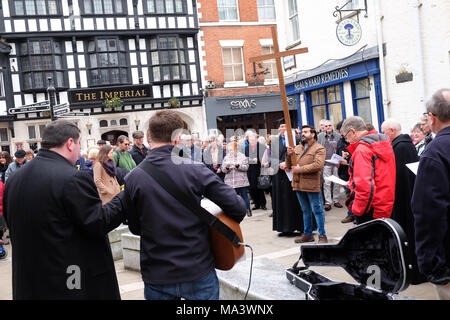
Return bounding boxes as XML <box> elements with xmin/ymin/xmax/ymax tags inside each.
<box><xmin>336</xmin><ymin>18</ymin><xmax>362</xmax><ymax>46</ymax></box>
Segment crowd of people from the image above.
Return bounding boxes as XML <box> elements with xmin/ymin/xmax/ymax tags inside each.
<box><xmin>0</xmin><ymin>88</ymin><xmax>448</xmax><ymax>300</ymax></box>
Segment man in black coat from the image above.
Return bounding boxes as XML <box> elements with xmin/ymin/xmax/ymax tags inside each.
<box><xmin>3</xmin><ymin>120</ymin><xmax>127</xmax><ymax>300</ymax></box>
<box><xmin>271</xmin><ymin>119</ymin><xmax>303</xmax><ymax>236</ymax></box>
<box><xmin>381</xmin><ymin>119</ymin><xmax>425</xmax><ymax>284</ymax></box>
<box><xmin>412</xmin><ymin>89</ymin><xmax>450</xmax><ymax>299</ymax></box>
<box><xmin>124</xmin><ymin>110</ymin><xmax>246</xmax><ymax>300</ymax></box>
<box><xmin>129</xmin><ymin>130</ymin><xmax>149</xmax><ymax>165</ymax></box>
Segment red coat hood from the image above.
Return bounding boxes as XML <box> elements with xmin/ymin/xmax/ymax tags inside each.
<box><xmin>347</xmin><ymin>130</ymin><xmax>393</xmax><ymax>161</ymax></box>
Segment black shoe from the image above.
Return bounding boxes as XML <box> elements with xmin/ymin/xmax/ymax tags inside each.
<box><xmin>251</xmin><ymin>206</ymin><xmax>260</xmax><ymax>210</ymax></box>
<box><xmin>278</xmin><ymin>232</ymin><xmax>300</xmax><ymax>237</ymax></box>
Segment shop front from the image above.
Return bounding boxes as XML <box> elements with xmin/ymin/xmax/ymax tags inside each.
<box><xmin>205</xmin><ymin>92</ymin><xmax>298</xmax><ymax>138</ymax></box>
<box><xmin>286</xmin><ymin>46</ymin><xmax>384</xmax><ymax>131</ymax></box>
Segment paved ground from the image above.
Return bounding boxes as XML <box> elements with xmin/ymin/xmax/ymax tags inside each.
<box><xmin>0</xmin><ymin>194</ymin><xmax>437</xmax><ymax>300</ymax></box>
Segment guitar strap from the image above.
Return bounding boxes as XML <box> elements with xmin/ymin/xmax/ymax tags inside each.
<box><xmin>138</xmin><ymin>160</ymin><xmax>242</xmax><ymax>248</ymax></box>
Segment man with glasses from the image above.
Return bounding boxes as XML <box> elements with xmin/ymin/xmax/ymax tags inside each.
<box><xmin>113</xmin><ymin>135</ymin><xmax>136</xmax><ymax>171</ymax></box>
<box><xmin>318</xmin><ymin>120</ymin><xmax>343</xmax><ymax>211</ymax></box>
<box><xmin>412</xmin><ymin>88</ymin><xmax>450</xmax><ymax>299</ymax></box>
<box><xmin>340</xmin><ymin>116</ymin><xmax>396</xmax><ymax>224</ymax></box>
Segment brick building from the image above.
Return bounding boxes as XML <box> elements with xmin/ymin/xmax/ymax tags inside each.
<box><xmin>197</xmin><ymin>0</ymin><xmax>297</xmax><ymax>138</ymax></box>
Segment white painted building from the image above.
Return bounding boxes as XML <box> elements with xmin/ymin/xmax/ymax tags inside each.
<box><xmin>275</xmin><ymin>0</ymin><xmax>450</xmax><ymax>132</ymax></box>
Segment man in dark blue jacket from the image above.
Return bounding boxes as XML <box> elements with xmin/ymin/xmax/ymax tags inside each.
<box><xmin>124</xmin><ymin>110</ymin><xmax>246</xmax><ymax>300</ymax></box>
<box><xmin>412</xmin><ymin>88</ymin><xmax>450</xmax><ymax>299</ymax></box>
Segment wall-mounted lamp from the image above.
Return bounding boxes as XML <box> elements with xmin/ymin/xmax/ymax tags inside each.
<box><xmin>86</xmin><ymin>121</ymin><xmax>93</xmax><ymax>135</ymax></box>
<box><xmin>134</xmin><ymin>118</ymin><xmax>140</xmax><ymax>130</ymax></box>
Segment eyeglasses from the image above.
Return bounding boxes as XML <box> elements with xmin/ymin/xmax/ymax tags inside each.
<box><xmin>343</xmin><ymin>129</ymin><xmax>352</xmax><ymax>140</ymax></box>
<box><xmin>124</xmin><ymin>143</ymin><xmax>130</xmax><ymax>146</ymax></box>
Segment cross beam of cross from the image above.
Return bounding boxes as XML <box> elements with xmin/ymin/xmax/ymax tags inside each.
<box><xmin>249</xmin><ymin>26</ymin><xmax>308</xmax><ymax>149</ymax></box>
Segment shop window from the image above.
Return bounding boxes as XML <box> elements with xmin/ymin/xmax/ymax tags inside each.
<box><xmin>288</xmin><ymin>0</ymin><xmax>300</xmax><ymax>43</ymax></box>
<box><xmin>352</xmin><ymin>78</ymin><xmax>372</xmax><ymax>124</ymax></box>
<box><xmin>144</xmin><ymin>0</ymin><xmax>185</xmax><ymax>14</ymax></box>
<box><xmin>222</xmin><ymin>47</ymin><xmax>244</xmax><ymax>82</ymax></box>
<box><xmin>257</xmin><ymin>0</ymin><xmax>275</xmax><ymax>21</ymax></box>
<box><xmin>218</xmin><ymin>0</ymin><xmax>239</xmax><ymax>21</ymax></box>
<box><xmin>99</xmin><ymin>120</ymin><xmax>108</xmax><ymax>127</ymax></box>
<box><xmin>82</xmin><ymin>0</ymin><xmax>125</xmax><ymax>15</ymax></box>
<box><xmin>19</xmin><ymin>39</ymin><xmax>66</xmax><ymax>91</ymax></box>
<box><xmin>119</xmin><ymin>118</ymin><xmax>127</xmax><ymax>126</ymax></box>
<box><xmin>150</xmin><ymin>36</ymin><xmax>188</xmax><ymax>82</ymax></box>
<box><xmin>11</xmin><ymin>0</ymin><xmax>60</xmax><ymax>16</ymax></box>
<box><xmin>309</xmin><ymin>85</ymin><xmax>344</xmax><ymax>130</ymax></box>
<box><xmin>87</xmin><ymin>38</ymin><xmax>130</xmax><ymax>86</ymax></box>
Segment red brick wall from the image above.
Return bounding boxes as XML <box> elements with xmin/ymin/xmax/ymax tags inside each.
<box><xmin>198</xmin><ymin>0</ymin><xmax>258</xmax><ymax>23</ymax></box>
<box><xmin>198</xmin><ymin>0</ymin><xmax>280</xmax><ymax>97</ymax></box>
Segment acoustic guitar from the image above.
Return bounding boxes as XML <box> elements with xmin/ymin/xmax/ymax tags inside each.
<box><xmin>201</xmin><ymin>198</ymin><xmax>245</xmax><ymax>271</ymax></box>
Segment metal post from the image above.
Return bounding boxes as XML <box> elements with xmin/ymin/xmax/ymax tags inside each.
<box><xmin>47</xmin><ymin>77</ymin><xmax>56</xmax><ymax>121</ymax></box>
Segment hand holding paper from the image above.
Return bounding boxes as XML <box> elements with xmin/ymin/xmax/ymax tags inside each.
<box><xmin>324</xmin><ymin>175</ymin><xmax>348</xmax><ymax>187</ymax></box>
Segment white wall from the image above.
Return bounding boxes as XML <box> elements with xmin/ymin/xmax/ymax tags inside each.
<box><xmin>275</xmin><ymin>0</ymin><xmax>450</xmax><ymax>132</ymax></box>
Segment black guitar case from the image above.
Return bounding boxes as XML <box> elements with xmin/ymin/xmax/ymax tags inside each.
<box><xmin>286</xmin><ymin>218</ymin><xmax>412</xmax><ymax>300</ymax></box>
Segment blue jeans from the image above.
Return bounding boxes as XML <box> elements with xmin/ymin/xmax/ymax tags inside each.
<box><xmin>235</xmin><ymin>187</ymin><xmax>250</xmax><ymax>211</ymax></box>
<box><xmin>296</xmin><ymin>191</ymin><xmax>326</xmax><ymax>236</ymax></box>
<box><xmin>144</xmin><ymin>269</ymin><xmax>219</xmax><ymax>300</ymax></box>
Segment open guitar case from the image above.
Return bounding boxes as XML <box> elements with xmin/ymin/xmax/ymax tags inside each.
<box><xmin>286</xmin><ymin>218</ymin><xmax>413</xmax><ymax>300</ymax></box>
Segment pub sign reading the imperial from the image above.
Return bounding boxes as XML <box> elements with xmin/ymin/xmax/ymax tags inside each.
<box><xmin>68</xmin><ymin>85</ymin><xmax>152</xmax><ymax>105</ymax></box>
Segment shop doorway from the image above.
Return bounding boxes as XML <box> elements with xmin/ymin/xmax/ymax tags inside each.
<box><xmin>101</xmin><ymin>130</ymin><xmax>129</xmax><ymax>146</ymax></box>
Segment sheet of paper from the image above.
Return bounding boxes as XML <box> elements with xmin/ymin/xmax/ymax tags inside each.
<box><xmin>284</xmin><ymin>130</ymin><xmax>297</xmax><ymax>148</ymax></box>
<box><xmin>325</xmin><ymin>153</ymin><xmax>344</xmax><ymax>165</ymax></box>
<box><xmin>285</xmin><ymin>170</ymin><xmax>293</xmax><ymax>181</ymax></box>
<box><xmin>406</xmin><ymin>161</ymin><xmax>419</xmax><ymax>175</ymax></box>
<box><xmin>324</xmin><ymin>175</ymin><xmax>348</xmax><ymax>186</ymax></box>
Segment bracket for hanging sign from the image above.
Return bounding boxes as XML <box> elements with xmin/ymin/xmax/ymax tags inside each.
<box><xmin>333</xmin><ymin>0</ymin><xmax>368</xmax><ymax>22</ymax></box>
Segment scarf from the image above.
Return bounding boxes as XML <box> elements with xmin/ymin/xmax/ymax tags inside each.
<box><xmin>102</xmin><ymin>159</ymin><xmax>117</xmax><ymax>178</ymax></box>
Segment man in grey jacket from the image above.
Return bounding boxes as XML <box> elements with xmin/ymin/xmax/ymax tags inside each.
<box><xmin>317</xmin><ymin>120</ymin><xmax>342</xmax><ymax>211</ymax></box>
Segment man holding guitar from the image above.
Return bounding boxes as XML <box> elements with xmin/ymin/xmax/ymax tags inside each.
<box><xmin>124</xmin><ymin>110</ymin><xmax>247</xmax><ymax>300</ymax></box>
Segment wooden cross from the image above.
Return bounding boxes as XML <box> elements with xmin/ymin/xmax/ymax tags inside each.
<box><xmin>249</xmin><ymin>26</ymin><xmax>308</xmax><ymax>149</ymax></box>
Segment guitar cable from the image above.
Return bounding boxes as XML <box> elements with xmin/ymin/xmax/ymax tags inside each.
<box><xmin>239</xmin><ymin>242</ymin><xmax>254</xmax><ymax>300</ymax></box>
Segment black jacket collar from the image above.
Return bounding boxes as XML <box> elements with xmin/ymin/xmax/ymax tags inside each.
<box><xmin>36</xmin><ymin>149</ymin><xmax>74</xmax><ymax>167</ymax></box>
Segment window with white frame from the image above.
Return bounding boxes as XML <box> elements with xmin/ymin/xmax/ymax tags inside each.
<box><xmin>257</xmin><ymin>0</ymin><xmax>276</xmax><ymax>21</ymax></box>
<box><xmin>11</xmin><ymin>0</ymin><xmax>60</xmax><ymax>16</ymax></box>
<box><xmin>150</xmin><ymin>36</ymin><xmax>188</xmax><ymax>82</ymax></box>
<box><xmin>144</xmin><ymin>0</ymin><xmax>186</xmax><ymax>14</ymax></box>
<box><xmin>82</xmin><ymin>0</ymin><xmax>125</xmax><ymax>15</ymax></box>
<box><xmin>288</xmin><ymin>0</ymin><xmax>300</xmax><ymax>43</ymax></box>
<box><xmin>0</xmin><ymin>128</ymin><xmax>8</xmax><ymax>142</ymax></box>
<box><xmin>87</xmin><ymin>38</ymin><xmax>130</xmax><ymax>86</ymax></box>
<box><xmin>27</xmin><ymin>123</ymin><xmax>48</xmax><ymax>151</ymax></box>
<box><xmin>217</xmin><ymin>0</ymin><xmax>239</xmax><ymax>21</ymax></box>
<box><xmin>222</xmin><ymin>47</ymin><xmax>244</xmax><ymax>83</ymax></box>
<box><xmin>19</xmin><ymin>39</ymin><xmax>66</xmax><ymax>91</ymax></box>
<box><xmin>261</xmin><ymin>46</ymin><xmax>277</xmax><ymax>81</ymax></box>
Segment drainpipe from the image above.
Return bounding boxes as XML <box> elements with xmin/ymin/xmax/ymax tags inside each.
<box><xmin>413</xmin><ymin>0</ymin><xmax>426</xmax><ymax>111</ymax></box>
<box><xmin>374</xmin><ymin>0</ymin><xmax>389</xmax><ymax>118</ymax></box>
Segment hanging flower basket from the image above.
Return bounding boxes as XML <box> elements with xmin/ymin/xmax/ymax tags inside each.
<box><xmin>105</xmin><ymin>97</ymin><xmax>123</xmax><ymax>110</ymax></box>
<box><xmin>168</xmin><ymin>97</ymin><xmax>180</xmax><ymax>107</ymax></box>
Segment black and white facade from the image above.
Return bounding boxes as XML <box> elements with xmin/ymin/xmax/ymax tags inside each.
<box><xmin>0</xmin><ymin>0</ymin><xmax>204</xmax><ymax>152</ymax></box>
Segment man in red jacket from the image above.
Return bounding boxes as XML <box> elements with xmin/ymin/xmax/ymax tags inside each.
<box><xmin>341</xmin><ymin>116</ymin><xmax>396</xmax><ymax>224</ymax></box>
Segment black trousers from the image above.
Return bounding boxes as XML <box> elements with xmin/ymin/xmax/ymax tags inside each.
<box><xmin>249</xmin><ymin>187</ymin><xmax>266</xmax><ymax>208</ymax></box>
